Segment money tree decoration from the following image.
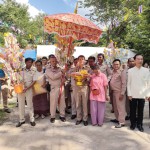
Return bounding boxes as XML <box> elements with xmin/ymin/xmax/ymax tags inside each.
<box><xmin>103</xmin><ymin>40</ymin><xmax>128</xmax><ymax>65</ymax></box>
<box><xmin>55</xmin><ymin>35</ymin><xmax>75</xmax><ymax>66</ymax></box>
<box><xmin>3</xmin><ymin>32</ymin><xmax>25</xmax><ymax>84</ymax></box>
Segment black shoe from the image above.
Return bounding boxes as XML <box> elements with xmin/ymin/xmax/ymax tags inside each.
<box><xmin>137</xmin><ymin>125</ymin><xmax>144</xmax><ymax>132</ymax></box>
<box><xmin>111</xmin><ymin>110</ymin><xmax>114</xmax><ymax>113</ymax></box>
<box><xmin>50</xmin><ymin>118</ymin><xmax>55</xmax><ymax>123</ymax></box>
<box><xmin>60</xmin><ymin>117</ymin><xmax>66</xmax><ymax>122</ymax></box>
<box><xmin>115</xmin><ymin>124</ymin><xmax>125</xmax><ymax>128</ymax></box>
<box><xmin>110</xmin><ymin>119</ymin><xmax>119</xmax><ymax>123</ymax></box>
<box><xmin>83</xmin><ymin>121</ymin><xmax>88</xmax><ymax>126</ymax></box>
<box><xmin>56</xmin><ymin>109</ymin><xmax>60</xmax><ymax>114</ymax></box>
<box><xmin>68</xmin><ymin>106</ymin><xmax>71</xmax><ymax>109</ymax></box>
<box><xmin>4</xmin><ymin>108</ymin><xmax>11</xmax><ymax>113</ymax></box>
<box><xmin>76</xmin><ymin>120</ymin><xmax>82</xmax><ymax>125</ymax></box>
<box><xmin>125</xmin><ymin>116</ymin><xmax>130</xmax><ymax>120</ymax></box>
<box><xmin>65</xmin><ymin>110</ymin><xmax>71</xmax><ymax>114</ymax></box>
<box><xmin>16</xmin><ymin>121</ymin><xmax>25</xmax><ymax>127</ymax></box>
<box><xmin>30</xmin><ymin>122</ymin><xmax>36</xmax><ymax>126</ymax></box>
<box><xmin>130</xmin><ymin>125</ymin><xmax>136</xmax><ymax>130</ymax></box>
<box><xmin>71</xmin><ymin>115</ymin><xmax>76</xmax><ymax>120</ymax></box>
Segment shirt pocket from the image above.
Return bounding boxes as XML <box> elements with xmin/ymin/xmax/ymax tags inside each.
<box><xmin>24</xmin><ymin>73</ymin><xmax>34</xmax><ymax>81</ymax></box>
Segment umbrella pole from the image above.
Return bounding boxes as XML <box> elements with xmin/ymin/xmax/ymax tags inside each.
<box><xmin>67</xmin><ymin>37</ymin><xmax>73</xmax><ymax>58</ymax></box>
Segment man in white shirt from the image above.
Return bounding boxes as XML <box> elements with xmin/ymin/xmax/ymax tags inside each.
<box><xmin>147</xmin><ymin>75</ymin><xmax>150</xmax><ymax>127</ymax></box>
<box><xmin>127</xmin><ymin>54</ymin><xmax>149</xmax><ymax>132</ymax></box>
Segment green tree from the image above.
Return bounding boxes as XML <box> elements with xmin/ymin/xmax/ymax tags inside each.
<box><xmin>80</xmin><ymin>0</ymin><xmax>150</xmax><ymax>61</ymax></box>
<box><xmin>125</xmin><ymin>1</ymin><xmax>150</xmax><ymax>62</ymax></box>
<box><xmin>0</xmin><ymin>0</ymin><xmax>30</xmax><ymax>33</ymax></box>
<box><xmin>0</xmin><ymin>33</ymin><xmax>4</xmax><ymax>47</ymax></box>
<box><xmin>27</xmin><ymin>13</ymin><xmax>48</xmax><ymax>45</ymax></box>
<box><xmin>79</xmin><ymin>0</ymin><xmax>146</xmax><ymax>46</ymax></box>
<box><xmin>0</xmin><ymin>0</ymin><xmax>49</xmax><ymax>48</ymax></box>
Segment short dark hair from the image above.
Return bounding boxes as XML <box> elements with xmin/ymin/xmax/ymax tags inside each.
<box><xmin>25</xmin><ymin>58</ymin><xmax>34</xmax><ymax>63</ymax></box>
<box><xmin>35</xmin><ymin>60</ymin><xmax>42</xmax><ymax>65</ymax></box>
<box><xmin>88</xmin><ymin>56</ymin><xmax>96</xmax><ymax>61</ymax></box>
<box><xmin>66</xmin><ymin>61</ymin><xmax>72</xmax><ymax>66</ymax></box>
<box><xmin>134</xmin><ymin>54</ymin><xmax>143</xmax><ymax>60</ymax></box>
<box><xmin>78</xmin><ymin>55</ymin><xmax>85</xmax><ymax>60</ymax></box>
<box><xmin>97</xmin><ymin>53</ymin><xmax>105</xmax><ymax>59</ymax></box>
<box><xmin>48</xmin><ymin>54</ymin><xmax>55</xmax><ymax>59</ymax></box>
<box><xmin>113</xmin><ymin>59</ymin><xmax>121</xmax><ymax>64</ymax></box>
<box><xmin>74</xmin><ymin>58</ymin><xmax>78</xmax><ymax>61</ymax></box>
<box><xmin>91</xmin><ymin>65</ymin><xmax>99</xmax><ymax>70</ymax></box>
<box><xmin>128</xmin><ymin>57</ymin><xmax>134</xmax><ymax>63</ymax></box>
<box><xmin>42</xmin><ymin>56</ymin><xmax>48</xmax><ymax>60</ymax></box>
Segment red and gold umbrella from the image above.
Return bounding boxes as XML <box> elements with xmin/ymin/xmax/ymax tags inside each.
<box><xmin>44</xmin><ymin>13</ymin><xmax>102</xmax><ymax>44</ymax></box>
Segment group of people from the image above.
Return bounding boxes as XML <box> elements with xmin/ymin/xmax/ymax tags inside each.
<box><xmin>0</xmin><ymin>53</ymin><xmax>150</xmax><ymax>132</ymax></box>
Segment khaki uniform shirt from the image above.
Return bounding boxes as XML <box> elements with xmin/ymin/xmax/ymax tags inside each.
<box><xmin>110</xmin><ymin>69</ymin><xmax>127</xmax><ymax>95</ymax></box>
<box><xmin>45</xmin><ymin>67</ymin><xmax>63</xmax><ymax>87</ymax></box>
<box><xmin>23</xmin><ymin>67</ymin><xmax>35</xmax><ymax>87</ymax></box>
<box><xmin>68</xmin><ymin>67</ymin><xmax>76</xmax><ymax>87</ymax></box>
<box><xmin>97</xmin><ymin>63</ymin><xmax>112</xmax><ymax>81</ymax></box>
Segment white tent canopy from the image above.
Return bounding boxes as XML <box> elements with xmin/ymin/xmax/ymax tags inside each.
<box><xmin>37</xmin><ymin>45</ymin><xmax>136</xmax><ymax>59</ymax></box>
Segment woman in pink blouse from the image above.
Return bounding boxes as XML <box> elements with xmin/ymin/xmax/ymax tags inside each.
<box><xmin>90</xmin><ymin>65</ymin><xmax>108</xmax><ymax>126</ymax></box>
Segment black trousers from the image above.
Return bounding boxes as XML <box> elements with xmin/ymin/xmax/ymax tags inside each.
<box><xmin>130</xmin><ymin>98</ymin><xmax>145</xmax><ymax>126</ymax></box>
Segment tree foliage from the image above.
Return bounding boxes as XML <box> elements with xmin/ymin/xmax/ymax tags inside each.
<box><xmin>80</xmin><ymin>0</ymin><xmax>150</xmax><ymax>61</ymax></box>
<box><xmin>0</xmin><ymin>0</ymin><xmax>48</xmax><ymax>48</ymax></box>
<box><xmin>0</xmin><ymin>0</ymin><xmax>30</xmax><ymax>32</ymax></box>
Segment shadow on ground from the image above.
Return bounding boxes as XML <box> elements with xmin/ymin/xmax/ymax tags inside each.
<box><xmin>0</xmin><ymin>102</ymin><xmax>150</xmax><ymax>150</ymax></box>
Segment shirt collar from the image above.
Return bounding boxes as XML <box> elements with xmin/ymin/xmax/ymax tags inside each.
<box><xmin>24</xmin><ymin>67</ymin><xmax>32</xmax><ymax>72</ymax></box>
<box><xmin>93</xmin><ymin>71</ymin><xmax>101</xmax><ymax>77</ymax></box>
<box><xmin>76</xmin><ymin>65</ymin><xmax>86</xmax><ymax>70</ymax></box>
<box><xmin>97</xmin><ymin>62</ymin><xmax>104</xmax><ymax>66</ymax></box>
<box><xmin>134</xmin><ymin>66</ymin><xmax>143</xmax><ymax>70</ymax></box>
<box><xmin>113</xmin><ymin>69</ymin><xmax>121</xmax><ymax>74</ymax></box>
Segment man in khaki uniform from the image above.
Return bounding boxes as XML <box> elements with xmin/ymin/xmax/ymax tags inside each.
<box><xmin>68</xmin><ymin>58</ymin><xmax>78</xmax><ymax>119</ymax></box>
<box><xmin>16</xmin><ymin>58</ymin><xmax>36</xmax><ymax>127</ymax></box>
<box><xmin>72</xmin><ymin>55</ymin><xmax>90</xmax><ymax>126</ymax></box>
<box><xmin>87</xmin><ymin>56</ymin><xmax>96</xmax><ymax>114</ymax></box>
<box><xmin>110</xmin><ymin>59</ymin><xmax>127</xmax><ymax>128</ymax></box>
<box><xmin>97</xmin><ymin>53</ymin><xmax>113</xmax><ymax>112</ymax></box>
<box><xmin>97</xmin><ymin>53</ymin><xmax>112</xmax><ymax>80</ymax></box>
<box><xmin>46</xmin><ymin>57</ymin><xmax>66</xmax><ymax>123</ymax></box>
<box><xmin>64</xmin><ymin>62</ymin><xmax>72</xmax><ymax>114</ymax></box>
<box><xmin>0</xmin><ymin>67</ymin><xmax>11</xmax><ymax>113</ymax></box>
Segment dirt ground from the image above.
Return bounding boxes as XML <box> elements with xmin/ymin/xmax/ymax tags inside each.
<box><xmin>0</xmin><ymin>98</ymin><xmax>150</xmax><ymax>150</ymax></box>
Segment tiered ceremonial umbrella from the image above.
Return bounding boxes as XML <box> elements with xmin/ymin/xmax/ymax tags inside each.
<box><xmin>44</xmin><ymin>13</ymin><xmax>102</xmax><ymax>58</ymax></box>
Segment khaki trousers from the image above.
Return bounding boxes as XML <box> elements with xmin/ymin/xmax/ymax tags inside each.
<box><xmin>1</xmin><ymin>86</ymin><xmax>8</xmax><ymax>109</ymax></box>
<box><xmin>50</xmin><ymin>86</ymin><xmax>66</xmax><ymax>118</ymax></box>
<box><xmin>75</xmin><ymin>86</ymin><xmax>88</xmax><ymax>121</ymax></box>
<box><xmin>113</xmin><ymin>91</ymin><xmax>126</xmax><ymax>124</ymax></box>
<box><xmin>71</xmin><ymin>86</ymin><xmax>76</xmax><ymax>115</ymax></box>
<box><xmin>18</xmin><ymin>88</ymin><xmax>34</xmax><ymax>123</ymax></box>
<box><xmin>65</xmin><ymin>82</ymin><xmax>71</xmax><ymax>109</ymax></box>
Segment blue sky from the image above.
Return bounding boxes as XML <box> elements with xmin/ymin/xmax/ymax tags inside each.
<box><xmin>29</xmin><ymin>0</ymin><xmax>78</xmax><ymax>15</ymax></box>
<box><xmin>13</xmin><ymin>0</ymin><xmax>88</xmax><ymax>18</ymax></box>
<box><xmin>0</xmin><ymin>0</ymin><xmax>90</xmax><ymax>19</ymax></box>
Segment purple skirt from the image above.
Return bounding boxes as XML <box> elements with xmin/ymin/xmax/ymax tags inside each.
<box><xmin>33</xmin><ymin>93</ymin><xmax>49</xmax><ymax>115</ymax></box>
